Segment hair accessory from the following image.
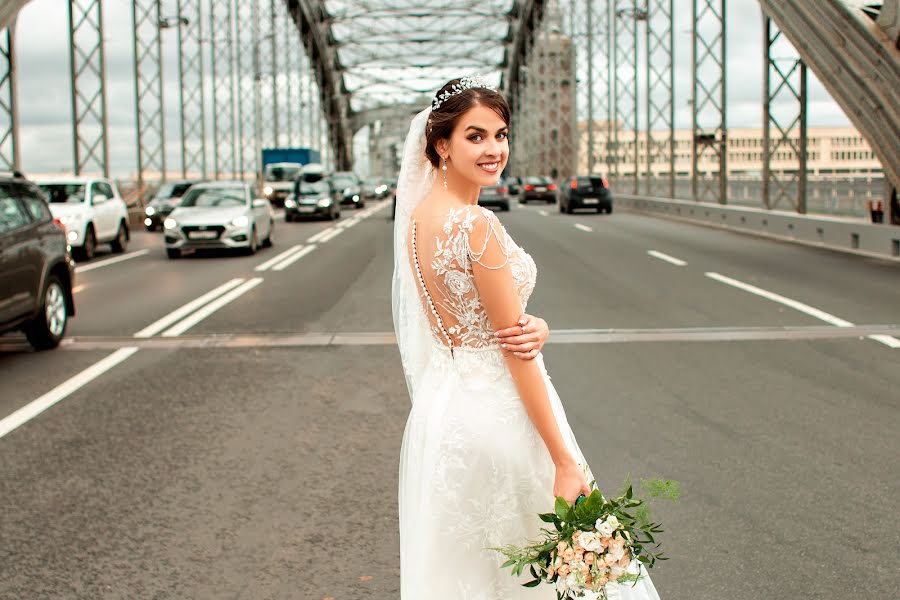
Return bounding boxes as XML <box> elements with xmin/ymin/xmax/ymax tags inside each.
<box><xmin>432</xmin><ymin>76</ymin><xmax>496</xmax><ymax>111</ymax></box>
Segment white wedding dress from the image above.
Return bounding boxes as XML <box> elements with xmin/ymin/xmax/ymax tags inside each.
<box><xmin>396</xmin><ymin>203</ymin><xmax>662</xmax><ymax>599</ymax></box>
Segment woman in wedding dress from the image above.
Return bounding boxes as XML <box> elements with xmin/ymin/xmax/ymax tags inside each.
<box><xmin>393</xmin><ymin>78</ymin><xmax>661</xmax><ymax>599</ymax></box>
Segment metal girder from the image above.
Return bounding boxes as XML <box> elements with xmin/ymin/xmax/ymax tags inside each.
<box><xmin>234</xmin><ymin>0</ymin><xmax>257</xmax><ymax>180</ymax></box>
<box><xmin>504</xmin><ymin>0</ymin><xmax>547</xmax><ymax>100</ymax></box>
<box><xmin>0</xmin><ymin>22</ymin><xmax>20</xmax><ymax>172</ymax></box>
<box><xmin>131</xmin><ymin>0</ymin><xmax>165</xmax><ymax>185</ymax></box>
<box><xmin>691</xmin><ymin>0</ymin><xmax>726</xmax><ymax>204</ymax></box>
<box><xmin>0</xmin><ymin>1</ymin><xmax>31</xmax><ymax>32</ymax></box>
<box><xmin>613</xmin><ymin>3</ymin><xmax>639</xmax><ymax>191</ymax></box>
<box><xmin>762</xmin><ymin>15</ymin><xmax>807</xmax><ymax>213</ymax></box>
<box><xmin>285</xmin><ymin>0</ymin><xmax>352</xmax><ymax>170</ymax></box>
<box><xmin>209</xmin><ymin>0</ymin><xmax>237</xmax><ymax>179</ymax></box>
<box><xmin>758</xmin><ymin>0</ymin><xmax>900</xmax><ymax>203</ymax></box>
<box><xmin>645</xmin><ymin>0</ymin><xmax>674</xmax><ymax>197</ymax></box>
<box><xmin>257</xmin><ymin>0</ymin><xmax>276</xmax><ymax>149</ymax></box>
<box><xmin>177</xmin><ymin>0</ymin><xmax>206</xmax><ymax>179</ymax></box>
<box><xmin>68</xmin><ymin>0</ymin><xmax>110</xmax><ymax>177</ymax></box>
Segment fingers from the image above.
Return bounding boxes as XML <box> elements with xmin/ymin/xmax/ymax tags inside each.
<box><xmin>512</xmin><ymin>348</ymin><xmax>539</xmax><ymax>360</ymax></box>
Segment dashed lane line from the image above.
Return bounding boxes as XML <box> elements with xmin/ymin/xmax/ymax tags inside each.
<box><xmin>647</xmin><ymin>250</ymin><xmax>687</xmax><ymax>266</ymax></box>
<box><xmin>0</xmin><ymin>347</ymin><xmax>139</xmax><ymax>440</ymax></box>
<box><xmin>706</xmin><ymin>272</ymin><xmax>899</xmax><ymax>349</ymax></box>
<box><xmin>538</xmin><ymin>210</ymin><xmax>549</xmax><ymax>216</ymax></box>
<box><xmin>161</xmin><ymin>278</ymin><xmax>264</xmax><ymax>337</ymax></box>
<box><xmin>255</xmin><ymin>244</ymin><xmax>305</xmax><ymax>272</ymax></box>
<box><xmin>75</xmin><ymin>249</ymin><xmax>149</xmax><ymax>273</ymax></box>
<box><xmin>306</xmin><ymin>228</ymin><xmax>333</xmax><ymax>243</ymax></box>
<box><xmin>574</xmin><ymin>223</ymin><xmax>593</xmax><ymax>232</ymax></box>
<box><xmin>271</xmin><ymin>245</ymin><xmax>316</xmax><ymax>271</ymax></box>
<box><xmin>318</xmin><ymin>227</ymin><xmax>344</xmax><ymax>243</ymax></box>
<box><xmin>132</xmin><ymin>278</ymin><xmax>246</xmax><ymax>338</ymax></box>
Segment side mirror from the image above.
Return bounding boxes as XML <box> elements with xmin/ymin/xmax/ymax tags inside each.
<box><xmin>252</xmin><ymin>198</ymin><xmax>268</xmax><ymax>208</ymax></box>
<box><xmin>92</xmin><ymin>193</ymin><xmax>108</xmax><ymax>204</ymax></box>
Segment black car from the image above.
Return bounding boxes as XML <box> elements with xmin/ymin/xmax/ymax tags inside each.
<box><xmin>478</xmin><ymin>179</ymin><xmax>510</xmax><ymax>211</ymax></box>
<box><xmin>331</xmin><ymin>171</ymin><xmax>365</xmax><ymax>209</ymax></box>
<box><xmin>284</xmin><ymin>176</ymin><xmax>340</xmax><ymax>221</ymax></box>
<box><xmin>560</xmin><ymin>175</ymin><xmax>613</xmax><ymax>214</ymax></box>
<box><xmin>0</xmin><ymin>173</ymin><xmax>76</xmax><ymax>350</ymax></box>
<box><xmin>519</xmin><ymin>176</ymin><xmax>558</xmax><ymax>204</ymax></box>
<box><xmin>144</xmin><ymin>180</ymin><xmax>197</xmax><ymax>231</ymax></box>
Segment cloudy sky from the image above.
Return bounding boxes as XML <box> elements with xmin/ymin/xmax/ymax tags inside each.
<box><xmin>10</xmin><ymin>0</ymin><xmax>853</xmax><ymax>178</ymax></box>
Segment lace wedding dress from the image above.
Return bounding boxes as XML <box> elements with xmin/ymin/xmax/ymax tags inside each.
<box><xmin>394</xmin><ymin>108</ymin><xmax>660</xmax><ymax>600</ymax></box>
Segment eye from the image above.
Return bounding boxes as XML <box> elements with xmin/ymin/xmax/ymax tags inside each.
<box><xmin>468</xmin><ymin>134</ymin><xmax>483</xmax><ymax>142</ymax></box>
<box><xmin>497</xmin><ymin>132</ymin><xmax>508</xmax><ymax>140</ymax></box>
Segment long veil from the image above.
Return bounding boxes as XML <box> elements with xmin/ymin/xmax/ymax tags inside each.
<box><xmin>392</xmin><ymin>107</ymin><xmax>435</xmax><ymax>403</ymax></box>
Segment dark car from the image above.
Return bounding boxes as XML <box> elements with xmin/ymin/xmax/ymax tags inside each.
<box><xmin>478</xmin><ymin>179</ymin><xmax>510</xmax><ymax>211</ymax></box>
<box><xmin>0</xmin><ymin>173</ymin><xmax>76</xmax><ymax>350</ymax></box>
<box><xmin>144</xmin><ymin>180</ymin><xmax>197</xmax><ymax>231</ymax></box>
<box><xmin>506</xmin><ymin>176</ymin><xmax>522</xmax><ymax>197</ymax></box>
<box><xmin>519</xmin><ymin>176</ymin><xmax>558</xmax><ymax>204</ymax></box>
<box><xmin>560</xmin><ymin>175</ymin><xmax>613</xmax><ymax>214</ymax></box>
<box><xmin>284</xmin><ymin>175</ymin><xmax>340</xmax><ymax>221</ymax></box>
<box><xmin>331</xmin><ymin>171</ymin><xmax>365</xmax><ymax>209</ymax></box>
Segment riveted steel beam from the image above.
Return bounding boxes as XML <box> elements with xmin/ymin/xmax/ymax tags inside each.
<box><xmin>68</xmin><ymin>0</ymin><xmax>110</xmax><ymax>177</ymax></box>
<box><xmin>0</xmin><ymin>22</ymin><xmax>20</xmax><ymax>172</ymax></box>
<box><xmin>613</xmin><ymin>2</ymin><xmax>639</xmax><ymax>192</ymax></box>
<box><xmin>645</xmin><ymin>0</ymin><xmax>674</xmax><ymax>197</ymax></box>
<box><xmin>691</xmin><ymin>0</ymin><xmax>726</xmax><ymax>204</ymax></box>
<box><xmin>234</xmin><ymin>0</ymin><xmax>257</xmax><ymax>180</ymax></box>
<box><xmin>131</xmin><ymin>0</ymin><xmax>165</xmax><ymax>185</ymax></box>
<box><xmin>209</xmin><ymin>0</ymin><xmax>237</xmax><ymax>179</ymax></box>
<box><xmin>176</xmin><ymin>0</ymin><xmax>206</xmax><ymax>179</ymax></box>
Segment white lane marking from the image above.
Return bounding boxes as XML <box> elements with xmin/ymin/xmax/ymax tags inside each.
<box><xmin>254</xmin><ymin>244</ymin><xmax>305</xmax><ymax>272</ymax></box>
<box><xmin>0</xmin><ymin>347</ymin><xmax>139</xmax><ymax>440</ymax></box>
<box><xmin>706</xmin><ymin>272</ymin><xmax>900</xmax><ymax>349</ymax></box>
<box><xmin>538</xmin><ymin>210</ymin><xmax>548</xmax><ymax>216</ymax></box>
<box><xmin>307</xmin><ymin>228</ymin><xmax>334</xmax><ymax>243</ymax></box>
<box><xmin>75</xmin><ymin>249</ymin><xmax>149</xmax><ymax>273</ymax></box>
<box><xmin>271</xmin><ymin>245</ymin><xmax>317</xmax><ymax>271</ymax></box>
<box><xmin>318</xmin><ymin>227</ymin><xmax>344</xmax><ymax>243</ymax></box>
<box><xmin>161</xmin><ymin>277</ymin><xmax>264</xmax><ymax>337</ymax></box>
<box><xmin>133</xmin><ymin>278</ymin><xmax>245</xmax><ymax>338</ymax></box>
<box><xmin>72</xmin><ymin>284</ymin><xmax>87</xmax><ymax>294</ymax></box>
<box><xmin>647</xmin><ymin>250</ymin><xmax>687</xmax><ymax>266</ymax></box>
<box><xmin>341</xmin><ymin>217</ymin><xmax>361</xmax><ymax>229</ymax></box>
<box><xmin>574</xmin><ymin>223</ymin><xmax>593</xmax><ymax>232</ymax></box>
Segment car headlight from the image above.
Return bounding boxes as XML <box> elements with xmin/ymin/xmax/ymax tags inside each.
<box><xmin>67</xmin><ymin>230</ymin><xmax>78</xmax><ymax>242</ymax></box>
<box><xmin>316</xmin><ymin>197</ymin><xmax>332</xmax><ymax>207</ymax></box>
<box><xmin>145</xmin><ymin>206</ymin><xmax>156</xmax><ymax>216</ymax></box>
<box><xmin>263</xmin><ymin>186</ymin><xmax>273</xmax><ymax>196</ymax></box>
<box><xmin>59</xmin><ymin>214</ymin><xmax>83</xmax><ymax>226</ymax></box>
<box><xmin>352</xmin><ymin>194</ymin><xmax>360</xmax><ymax>202</ymax></box>
<box><xmin>284</xmin><ymin>198</ymin><xmax>296</xmax><ymax>208</ymax></box>
<box><xmin>164</xmin><ymin>218</ymin><xmax>178</xmax><ymax>229</ymax></box>
<box><xmin>231</xmin><ymin>215</ymin><xmax>250</xmax><ymax>228</ymax></box>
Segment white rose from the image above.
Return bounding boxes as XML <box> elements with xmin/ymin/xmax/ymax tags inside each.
<box><xmin>595</xmin><ymin>519</ymin><xmax>614</xmax><ymax>538</ymax></box>
<box><xmin>610</xmin><ymin>564</ymin><xmax>626</xmax><ymax>578</ymax></box>
<box><xmin>607</xmin><ymin>545</ymin><xmax>625</xmax><ymax>562</ymax></box>
<box><xmin>566</xmin><ymin>572</ymin><xmax>580</xmax><ymax>589</ymax></box>
<box><xmin>579</xmin><ymin>531</ymin><xmax>602</xmax><ymax>552</ymax></box>
<box><xmin>604</xmin><ymin>515</ymin><xmax>620</xmax><ymax>530</ymax></box>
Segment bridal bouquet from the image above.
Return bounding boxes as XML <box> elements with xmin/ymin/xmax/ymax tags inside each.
<box><xmin>491</xmin><ymin>477</ymin><xmax>679</xmax><ymax>600</ymax></box>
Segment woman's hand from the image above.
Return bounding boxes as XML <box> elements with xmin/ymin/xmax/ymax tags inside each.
<box><xmin>554</xmin><ymin>460</ymin><xmax>591</xmax><ymax>504</ymax></box>
<box><xmin>495</xmin><ymin>314</ymin><xmax>549</xmax><ymax>360</ymax></box>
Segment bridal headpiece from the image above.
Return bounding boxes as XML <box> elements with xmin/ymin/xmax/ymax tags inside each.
<box><xmin>431</xmin><ymin>76</ymin><xmax>496</xmax><ymax>111</ymax></box>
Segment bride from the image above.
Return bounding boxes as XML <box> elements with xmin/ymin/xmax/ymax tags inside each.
<box><xmin>393</xmin><ymin>77</ymin><xmax>661</xmax><ymax>599</ymax></box>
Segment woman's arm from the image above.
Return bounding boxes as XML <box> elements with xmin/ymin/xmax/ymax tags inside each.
<box><xmin>495</xmin><ymin>314</ymin><xmax>549</xmax><ymax>360</ymax></box>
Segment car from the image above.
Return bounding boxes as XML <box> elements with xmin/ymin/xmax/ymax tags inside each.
<box><xmin>478</xmin><ymin>179</ymin><xmax>510</xmax><ymax>211</ymax></box>
<box><xmin>262</xmin><ymin>162</ymin><xmax>303</xmax><ymax>207</ymax></box>
<box><xmin>143</xmin><ymin>180</ymin><xmax>198</xmax><ymax>231</ymax></box>
<box><xmin>163</xmin><ymin>181</ymin><xmax>274</xmax><ymax>258</ymax></box>
<box><xmin>331</xmin><ymin>171</ymin><xmax>365</xmax><ymax>209</ymax></box>
<box><xmin>36</xmin><ymin>176</ymin><xmax>130</xmax><ymax>261</ymax></box>
<box><xmin>506</xmin><ymin>176</ymin><xmax>522</xmax><ymax>197</ymax></box>
<box><xmin>361</xmin><ymin>177</ymin><xmax>386</xmax><ymax>202</ymax></box>
<box><xmin>560</xmin><ymin>175</ymin><xmax>613</xmax><ymax>214</ymax></box>
<box><xmin>0</xmin><ymin>172</ymin><xmax>76</xmax><ymax>350</ymax></box>
<box><xmin>284</xmin><ymin>165</ymin><xmax>340</xmax><ymax>221</ymax></box>
<box><xmin>519</xmin><ymin>176</ymin><xmax>558</xmax><ymax>204</ymax></box>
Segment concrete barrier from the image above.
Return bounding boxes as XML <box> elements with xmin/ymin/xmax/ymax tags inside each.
<box><xmin>617</xmin><ymin>194</ymin><xmax>900</xmax><ymax>262</ymax></box>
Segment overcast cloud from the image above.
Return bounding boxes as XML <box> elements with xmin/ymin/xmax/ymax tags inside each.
<box><xmin>10</xmin><ymin>0</ymin><xmax>852</xmax><ymax>177</ymax></box>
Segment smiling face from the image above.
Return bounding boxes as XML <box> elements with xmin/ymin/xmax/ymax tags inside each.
<box><xmin>437</xmin><ymin>103</ymin><xmax>510</xmax><ymax>189</ymax></box>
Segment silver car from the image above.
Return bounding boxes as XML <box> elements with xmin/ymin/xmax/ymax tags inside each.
<box><xmin>163</xmin><ymin>182</ymin><xmax>274</xmax><ymax>259</ymax></box>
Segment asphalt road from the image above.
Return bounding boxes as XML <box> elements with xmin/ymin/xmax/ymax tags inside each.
<box><xmin>1</xmin><ymin>197</ymin><xmax>898</xmax><ymax>599</ymax></box>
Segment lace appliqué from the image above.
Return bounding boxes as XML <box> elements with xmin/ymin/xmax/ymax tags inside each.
<box><xmin>410</xmin><ymin>206</ymin><xmax>537</xmax><ymax>354</ymax></box>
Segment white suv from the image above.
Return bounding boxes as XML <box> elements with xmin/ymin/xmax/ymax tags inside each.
<box><xmin>36</xmin><ymin>176</ymin><xmax>130</xmax><ymax>260</ymax></box>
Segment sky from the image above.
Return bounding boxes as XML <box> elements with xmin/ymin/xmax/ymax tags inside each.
<box><xmin>9</xmin><ymin>0</ymin><xmax>854</xmax><ymax>178</ymax></box>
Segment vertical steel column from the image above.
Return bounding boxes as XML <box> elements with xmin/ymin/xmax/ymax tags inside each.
<box><xmin>613</xmin><ymin>3</ymin><xmax>639</xmax><ymax>192</ymax></box>
<box><xmin>762</xmin><ymin>15</ymin><xmax>808</xmax><ymax>213</ymax></box>
<box><xmin>132</xmin><ymin>0</ymin><xmax>166</xmax><ymax>185</ymax></box>
<box><xmin>210</xmin><ymin>0</ymin><xmax>237</xmax><ymax>179</ymax></box>
<box><xmin>234</xmin><ymin>0</ymin><xmax>257</xmax><ymax>180</ymax></box>
<box><xmin>0</xmin><ymin>22</ymin><xmax>20</xmax><ymax>172</ymax></box>
<box><xmin>258</xmin><ymin>0</ymin><xmax>276</xmax><ymax>147</ymax></box>
<box><xmin>691</xmin><ymin>0</ymin><xmax>727</xmax><ymax>203</ymax></box>
<box><xmin>645</xmin><ymin>0</ymin><xmax>674</xmax><ymax>197</ymax></box>
<box><xmin>177</xmin><ymin>0</ymin><xmax>206</xmax><ymax>178</ymax></box>
<box><xmin>68</xmin><ymin>0</ymin><xmax>110</xmax><ymax>177</ymax></box>
<box><xmin>282</xmin><ymin>5</ymin><xmax>294</xmax><ymax>147</ymax></box>
<box><xmin>570</xmin><ymin>0</ymin><xmax>612</xmax><ymax>175</ymax></box>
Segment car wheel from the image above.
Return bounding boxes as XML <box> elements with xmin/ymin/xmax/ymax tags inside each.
<box><xmin>263</xmin><ymin>221</ymin><xmax>274</xmax><ymax>247</ymax></box>
<box><xmin>519</xmin><ymin>199</ymin><xmax>526</xmax><ymax>205</ymax></box>
<box><xmin>166</xmin><ymin>248</ymin><xmax>181</xmax><ymax>259</ymax></box>
<box><xmin>246</xmin><ymin>227</ymin><xmax>258</xmax><ymax>255</ymax></box>
<box><xmin>285</xmin><ymin>213</ymin><xmax>293</xmax><ymax>223</ymax></box>
<box><xmin>501</xmin><ymin>203</ymin><xmax>510</xmax><ymax>211</ymax></box>
<box><xmin>24</xmin><ymin>275</ymin><xmax>68</xmax><ymax>351</ymax></box>
<box><xmin>607</xmin><ymin>206</ymin><xmax>613</xmax><ymax>214</ymax></box>
<box><xmin>110</xmin><ymin>221</ymin><xmax>129</xmax><ymax>253</ymax></box>
<box><xmin>75</xmin><ymin>225</ymin><xmax>96</xmax><ymax>261</ymax></box>
<box><xmin>559</xmin><ymin>201</ymin><xmax>565</xmax><ymax>213</ymax></box>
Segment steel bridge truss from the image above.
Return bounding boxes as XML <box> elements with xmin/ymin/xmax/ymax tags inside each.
<box><xmin>177</xmin><ymin>0</ymin><xmax>207</xmax><ymax>179</ymax></box>
<box><xmin>68</xmin><ymin>0</ymin><xmax>110</xmax><ymax>177</ymax></box>
<box><xmin>132</xmin><ymin>0</ymin><xmax>165</xmax><ymax>185</ymax></box>
<box><xmin>691</xmin><ymin>0</ymin><xmax>726</xmax><ymax>204</ymax></box>
<box><xmin>0</xmin><ymin>22</ymin><xmax>19</xmax><ymax>172</ymax></box>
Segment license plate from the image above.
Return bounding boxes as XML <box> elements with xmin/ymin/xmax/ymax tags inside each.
<box><xmin>188</xmin><ymin>230</ymin><xmax>217</xmax><ymax>239</ymax></box>
<box><xmin>535</xmin><ymin>187</ymin><xmax>547</xmax><ymax>192</ymax></box>
<box><xmin>583</xmin><ymin>198</ymin><xmax>598</xmax><ymax>205</ymax></box>
<box><xmin>298</xmin><ymin>205</ymin><xmax>316</xmax><ymax>213</ymax></box>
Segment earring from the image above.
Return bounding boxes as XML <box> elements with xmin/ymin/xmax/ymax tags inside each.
<box><xmin>441</xmin><ymin>158</ymin><xmax>448</xmax><ymax>190</ymax></box>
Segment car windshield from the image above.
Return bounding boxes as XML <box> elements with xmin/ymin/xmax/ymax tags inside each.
<box><xmin>40</xmin><ymin>183</ymin><xmax>87</xmax><ymax>204</ymax></box>
<box><xmin>265</xmin><ymin>165</ymin><xmax>302</xmax><ymax>181</ymax></box>
<box><xmin>298</xmin><ymin>180</ymin><xmax>329</xmax><ymax>195</ymax></box>
<box><xmin>331</xmin><ymin>174</ymin><xmax>356</xmax><ymax>188</ymax></box>
<box><xmin>525</xmin><ymin>176</ymin><xmax>551</xmax><ymax>185</ymax></box>
<box><xmin>577</xmin><ymin>176</ymin><xmax>605</xmax><ymax>188</ymax></box>
<box><xmin>155</xmin><ymin>182</ymin><xmax>193</xmax><ymax>200</ymax></box>
<box><xmin>179</xmin><ymin>187</ymin><xmax>246</xmax><ymax>208</ymax></box>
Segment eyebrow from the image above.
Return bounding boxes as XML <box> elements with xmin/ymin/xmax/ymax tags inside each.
<box><xmin>464</xmin><ymin>125</ymin><xmax>509</xmax><ymax>133</ymax></box>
